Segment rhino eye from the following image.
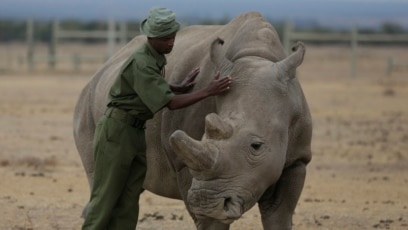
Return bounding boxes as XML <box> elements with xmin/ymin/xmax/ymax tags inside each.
<box><xmin>251</xmin><ymin>142</ymin><xmax>263</xmax><ymax>150</ymax></box>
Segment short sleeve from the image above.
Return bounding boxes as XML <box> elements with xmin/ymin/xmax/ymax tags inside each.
<box><xmin>131</xmin><ymin>60</ymin><xmax>175</xmax><ymax>113</ymax></box>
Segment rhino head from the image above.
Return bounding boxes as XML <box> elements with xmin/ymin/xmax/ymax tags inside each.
<box><xmin>169</xmin><ymin>38</ymin><xmax>306</xmax><ymax>224</ymax></box>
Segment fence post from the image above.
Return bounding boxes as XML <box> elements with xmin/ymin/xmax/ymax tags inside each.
<box><xmin>73</xmin><ymin>53</ymin><xmax>80</xmax><ymax>72</ymax></box>
<box><xmin>107</xmin><ymin>18</ymin><xmax>116</xmax><ymax>58</ymax></box>
<box><xmin>26</xmin><ymin>17</ymin><xmax>35</xmax><ymax>71</ymax></box>
<box><xmin>283</xmin><ymin>21</ymin><xmax>293</xmax><ymax>56</ymax></box>
<box><xmin>350</xmin><ymin>25</ymin><xmax>358</xmax><ymax>78</ymax></box>
<box><xmin>120</xmin><ymin>21</ymin><xmax>128</xmax><ymax>46</ymax></box>
<box><xmin>49</xmin><ymin>20</ymin><xmax>58</xmax><ymax>70</ymax></box>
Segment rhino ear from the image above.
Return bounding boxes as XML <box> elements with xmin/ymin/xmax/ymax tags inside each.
<box><xmin>205</xmin><ymin>113</ymin><xmax>233</xmax><ymax>140</ymax></box>
<box><xmin>210</xmin><ymin>38</ymin><xmax>233</xmax><ymax>75</ymax></box>
<box><xmin>276</xmin><ymin>41</ymin><xmax>306</xmax><ymax>81</ymax></box>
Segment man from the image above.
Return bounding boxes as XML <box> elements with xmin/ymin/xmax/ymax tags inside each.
<box><xmin>82</xmin><ymin>7</ymin><xmax>232</xmax><ymax>230</ymax></box>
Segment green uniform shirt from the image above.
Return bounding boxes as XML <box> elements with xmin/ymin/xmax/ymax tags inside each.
<box><xmin>107</xmin><ymin>42</ymin><xmax>175</xmax><ymax>120</ymax></box>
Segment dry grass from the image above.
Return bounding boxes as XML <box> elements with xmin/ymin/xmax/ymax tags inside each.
<box><xmin>0</xmin><ymin>43</ymin><xmax>407</xmax><ymax>229</ymax></box>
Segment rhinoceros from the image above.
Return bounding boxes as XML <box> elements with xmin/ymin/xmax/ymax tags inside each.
<box><xmin>73</xmin><ymin>11</ymin><xmax>312</xmax><ymax>229</ymax></box>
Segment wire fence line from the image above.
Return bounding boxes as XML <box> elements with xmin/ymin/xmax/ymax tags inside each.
<box><xmin>24</xmin><ymin>18</ymin><xmax>139</xmax><ymax>72</ymax></box>
<box><xmin>3</xmin><ymin>18</ymin><xmax>408</xmax><ymax>75</ymax></box>
<box><xmin>282</xmin><ymin>21</ymin><xmax>408</xmax><ymax>78</ymax></box>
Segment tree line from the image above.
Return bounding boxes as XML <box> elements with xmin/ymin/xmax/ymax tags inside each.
<box><xmin>0</xmin><ymin>18</ymin><xmax>406</xmax><ymax>43</ymax></box>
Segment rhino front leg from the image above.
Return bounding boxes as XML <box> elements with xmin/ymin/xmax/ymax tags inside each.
<box><xmin>258</xmin><ymin>161</ymin><xmax>306</xmax><ymax>230</ymax></box>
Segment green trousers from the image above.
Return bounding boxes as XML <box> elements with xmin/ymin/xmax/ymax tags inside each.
<box><xmin>82</xmin><ymin>115</ymin><xmax>147</xmax><ymax>230</ymax></box>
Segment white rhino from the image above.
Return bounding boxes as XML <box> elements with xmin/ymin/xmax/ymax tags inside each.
<box><xmin>73</xmin><ymin>12</ymin><xmax>312</xmax><ymax>230</ymax></box>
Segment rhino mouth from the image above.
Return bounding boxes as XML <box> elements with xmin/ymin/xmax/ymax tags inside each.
<box><xmin>188</xmin><ymin>190</ymin><xmax>245</xmax><ymax>223</ymax></box>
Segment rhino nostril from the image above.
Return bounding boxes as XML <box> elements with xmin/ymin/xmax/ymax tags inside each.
<box><xmin>223</xmin><ymin>197</ymin><xmax>232</xmax><ymax>211</ymax></box>
<box><xmin>222</xmin><ymin>197</ymin><xmax>243</xmax><ymax>219</ymax></box>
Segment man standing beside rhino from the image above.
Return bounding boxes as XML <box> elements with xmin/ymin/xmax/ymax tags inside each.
<box><xmin>81</xmin><ymin>7</ymin><xmax>232</xmax><ymax>230</ymax></box>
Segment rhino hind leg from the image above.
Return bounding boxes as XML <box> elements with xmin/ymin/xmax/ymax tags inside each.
<box><xmin>258</xmin><ymin>161</ymin><xmax>306</xmax><ymax>230</ymax></box>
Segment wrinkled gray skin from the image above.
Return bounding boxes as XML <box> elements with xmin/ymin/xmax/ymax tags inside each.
<box><xmin>73</xmin><ymin>12</ymin><xmax>312</xmax><ymax>230</ymax></box>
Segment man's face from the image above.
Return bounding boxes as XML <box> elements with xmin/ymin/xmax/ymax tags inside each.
<box><xmin>149</xmin><ymin>33</ymin><xmax>176</xmax><ymax>54</ymax></box>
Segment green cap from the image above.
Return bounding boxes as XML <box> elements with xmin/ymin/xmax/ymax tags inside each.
<box><xmin>140</xmin><ymin>7</ymin><xmax>180</xmax><ymax>38</ymax></box>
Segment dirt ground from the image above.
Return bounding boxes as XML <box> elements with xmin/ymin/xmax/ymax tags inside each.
<box><xmin>0</xmin><ymin>44</ymin><xmax>407</xmax><ymax>230</ymax></box>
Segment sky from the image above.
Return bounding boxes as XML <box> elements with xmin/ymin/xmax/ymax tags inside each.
<box><xmin>1</xmin><ymin>0</ymin><xmax>407</xmax><ymax>28</ymax></box>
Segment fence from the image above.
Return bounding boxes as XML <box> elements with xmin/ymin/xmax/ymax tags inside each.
<box><xmin>25</xmin><ymin>18</ymin><xmax>139</xmax><ymax>72</ymax></box>
<box><xmin>19</xmin><ymin>19</ymin><xmax>408</xmax><ymax>74</ymax></box>
<box><xmin>282</xmin><ymin>21</ymin><xmax>408</xmax><ymax>78</ymax></box>
<box><xmin>386</xmin><ymin>57</ymin><xmax>408</xmax><ymax>76</ymax></box>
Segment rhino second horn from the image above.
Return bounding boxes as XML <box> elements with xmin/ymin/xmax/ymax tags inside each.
<box><xmin>205</xmin><ymin>113</ymin><xmax>233</xmax><ymax>140</ymax></box>
<box><xmin>169</xmin><ymin>130</ymin><xmax>219</xmax><ymax>171</ymax></box>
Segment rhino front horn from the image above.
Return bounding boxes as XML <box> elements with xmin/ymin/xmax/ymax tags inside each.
<box><xmin>169</xmin><ymin>130</ymin><xmax>219</xmax><ymax>171</ymax></box>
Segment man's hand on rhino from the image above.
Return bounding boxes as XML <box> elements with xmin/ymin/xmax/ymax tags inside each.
<box><xmin>205</xmin><ymin>71</ymin><xmax>232</xmax><ymax>96</ymax></box>
<box><xmin>171</xmin><ymin>67</ymin><xmax>200</xmax><ymax>93</ymax></box>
